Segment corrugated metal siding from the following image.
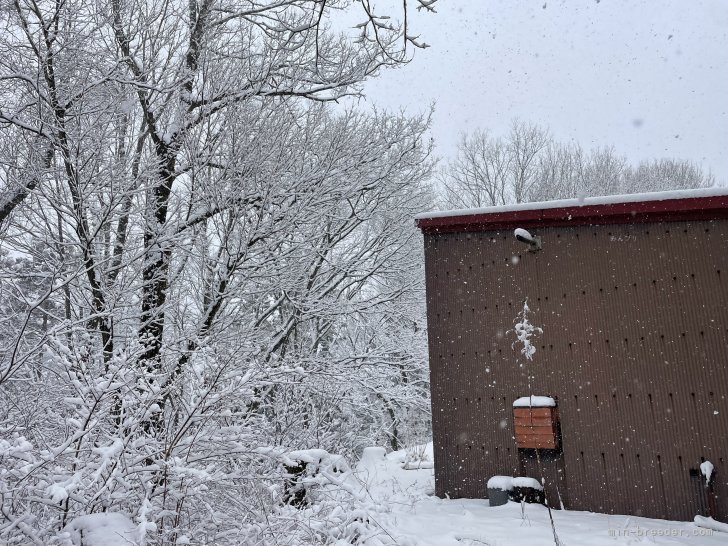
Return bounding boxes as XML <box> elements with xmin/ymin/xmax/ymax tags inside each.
<box><xmin>424</xmin><ymin>220</ymin><xmax>728</xmax><ymax>521</ymax></box>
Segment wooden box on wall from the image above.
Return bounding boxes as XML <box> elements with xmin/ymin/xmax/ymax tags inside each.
<box><xmin>514</xmin><ymin>407</ymin><xmax>560</xmax><ymax>450</ymax></box>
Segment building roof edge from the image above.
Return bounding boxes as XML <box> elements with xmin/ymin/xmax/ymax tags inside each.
<box><xmin>416</xmin><ymin>188</ymin><xmax>728</xmax><ymax>234</ymax></box>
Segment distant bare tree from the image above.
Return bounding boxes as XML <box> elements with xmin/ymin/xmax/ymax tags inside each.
<box><xmin>439</xmin><ymin>120</ymin><xmax>716</xmax><ymax>209</ymax></box>
<box><xmin>584</xmin><ymin>146</ymin><xmax>631</xmax><ymax>196</ymax></box>
<box><xmin>439</xmin><ymin>129</ymin><xmax>511</xmax><ymax>208</ymax></box>
<box><xmin>508</xmin><ymin>119</ymin><xmax>550</xmax><ymax>203</ymax></box>
<box><xmin>629</xmin><ymin>158</ymin><xmax>715</xmax><ymax>192</ymax></box>
<box><xmin>529</xmin><ymin>141</ymin><xmax>587</xmax><ymax>201</ymax></box>
<box><xmin>439</xmin><ymin>120</ymin><xmax>550</xmax><ymax>208</ymax></box>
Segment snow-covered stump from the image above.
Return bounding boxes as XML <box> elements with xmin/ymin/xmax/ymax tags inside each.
<box><xmin>509</xmin><ymin>477</ymin><xmax>545</xmax><ymax>505</ymax></box>
<box><xmin>486</xmin><ymin>476</ymin><xmax>513</xmax><ymax>507</ymax></box>
<box><xmin>283</xmin><ymin>460</ymin><xmax>310</xmax><ymax>507</ymax></box>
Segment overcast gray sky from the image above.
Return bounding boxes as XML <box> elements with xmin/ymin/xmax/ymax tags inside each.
<box><xmin>355</xmin><ymin>0</ymin><xmax>728</xmax><ymax>184</ymax></box>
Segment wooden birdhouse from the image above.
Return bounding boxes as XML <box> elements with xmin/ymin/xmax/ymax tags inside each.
<box><xmin>513</xmin><ymin>397</ymin><xmax>560</xmax><ymax>450</ymax></box>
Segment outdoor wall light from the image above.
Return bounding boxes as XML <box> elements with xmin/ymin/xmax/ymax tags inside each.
<box><xmin>514</xmin><ymin>228</ymin><xmax>542</xmax><ymax>251</ymax></box>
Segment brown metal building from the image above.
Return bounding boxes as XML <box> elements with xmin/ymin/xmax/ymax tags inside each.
<box><xmin>416</xmin><ymin>189</ymin><xmax>728</xmax><ymax>522</ymax></box>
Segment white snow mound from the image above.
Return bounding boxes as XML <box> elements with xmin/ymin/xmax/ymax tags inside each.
<box><xmin>513</xmin><ymin>395</ymin><xmax>556</xmax><ymax>407</ymax></box>
<box><xmin>61</xmin><ymin>513</ymin><xmax>137</xmax><ymax>546</ymax></box>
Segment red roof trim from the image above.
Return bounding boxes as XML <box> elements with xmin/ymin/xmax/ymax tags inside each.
<box><xmin>416</xmin><ymin>195</ymin><xmax>728</xmax><ymax>234</ymax></box>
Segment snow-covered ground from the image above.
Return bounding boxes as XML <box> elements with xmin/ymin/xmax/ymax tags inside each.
<box><xmin>55</xmin><ymin>442</ymin><xmax>726</xmax><ymax>545</ymax></box>
<box><xmin>356</xmin><ymin>444</ymin><xmax>726</xmax><ymax>546</ymax></box>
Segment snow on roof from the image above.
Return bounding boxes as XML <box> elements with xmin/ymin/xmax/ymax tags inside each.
<box><xmin>415</xmin><ymin>187</ymin><xmax>728</xmax><ymax>221</ymax></box>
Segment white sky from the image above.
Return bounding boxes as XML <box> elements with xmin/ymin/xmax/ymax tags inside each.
<box><xmin>352</xmin><ymin>0</ymin><xmax>728</xmax><ymax>183</ymax></box>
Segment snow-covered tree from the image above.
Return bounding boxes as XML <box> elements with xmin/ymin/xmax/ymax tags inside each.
<box><xmin>0</xmin><ymin>1</ymin><xmax>436</xmax><ymax>543</ymax></box>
